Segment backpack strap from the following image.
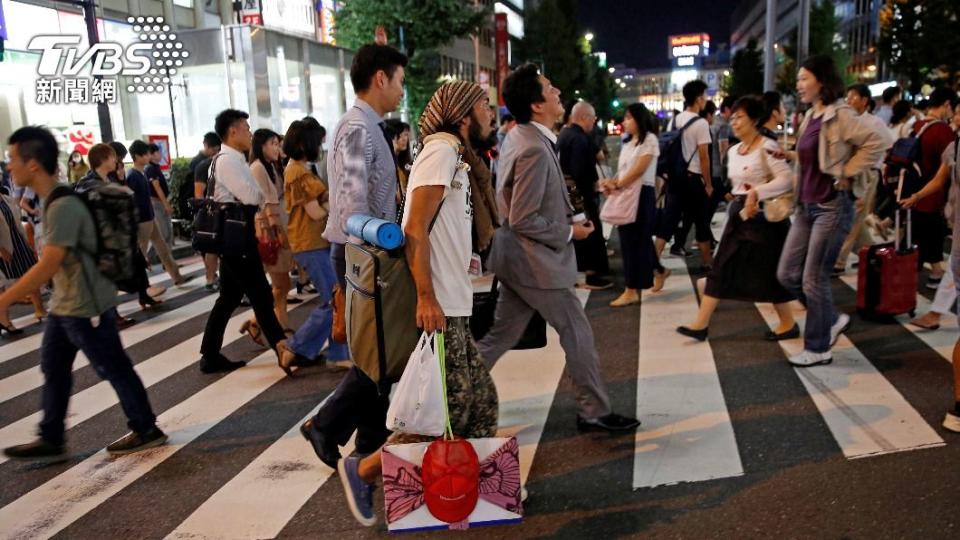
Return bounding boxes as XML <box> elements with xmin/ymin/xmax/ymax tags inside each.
<box><xmin>206</xmin><ymin>153</ymin><xmax>225</xmax><ymax>199</ymax></box>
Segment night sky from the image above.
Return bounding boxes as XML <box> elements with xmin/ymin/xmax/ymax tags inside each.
<box><xmin>577</xmin><ymin>0</ymin><xmax>743</xmax><ymax>70</ymax></box>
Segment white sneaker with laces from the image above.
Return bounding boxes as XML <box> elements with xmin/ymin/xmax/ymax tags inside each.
<box><xmin>788</xmin><ymin>350</ymin><xmax>833</xmax><ymax>367</ymax></box>
<box><xmin>830</xmin><ymin>313</ymin><xmax>851</xmax><ymax>348</ymax></box>
<box><xmin>944</xmin><ymin>412</ymin><xmax>960</xmax><ymax>433</ymax></box>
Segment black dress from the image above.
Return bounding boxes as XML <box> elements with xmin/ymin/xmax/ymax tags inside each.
<box><xmin>704</xmin><ymin>200</ymin><xmax>794</xmax><ymax>303</ymax></box>
<box><xmin>0</xmin><ymin>197</ymin><xmax>37</xmax><ymax>280</ymax></box>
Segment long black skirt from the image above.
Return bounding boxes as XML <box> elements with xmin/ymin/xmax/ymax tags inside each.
<box><xmin>704</xmin><ymin>198</ymin><xmax>794</xmax><ymax>304</ymax></box>
<box><xmin>618</xmin><ymin>184</ymin><xmax>659</xmax><ymax>290</ymax></box>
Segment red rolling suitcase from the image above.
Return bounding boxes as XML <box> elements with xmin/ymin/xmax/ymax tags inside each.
<box><xmin>856</xmin><ymin>208</ymin><xmax>918</xmax><ymax>319</ymax></box>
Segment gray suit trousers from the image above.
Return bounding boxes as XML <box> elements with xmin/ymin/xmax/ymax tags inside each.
<box><xmin>477</xmin><ymin>280</ymin><xmax>612</xmax><ymax>419</ymax></box>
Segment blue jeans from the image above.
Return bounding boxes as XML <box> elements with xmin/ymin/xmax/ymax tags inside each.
<box><xmin>776</xmin><ymin>192</ymin><xmax>855</xmax><ymax>353</ymax></box>
<box><xmin>288</xmin><ymin>248</ymin><xmax>349</xmax><ymax>361</ymax></box>
<box><xmin>41</xmin><ymin>308</ymin><xmax>157</xmax><ymax>445</ymax></box>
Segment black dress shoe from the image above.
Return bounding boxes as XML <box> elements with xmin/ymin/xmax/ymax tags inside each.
<box><xmin>676</xmin><ymin>326</ymin><xmax>708</xmax><ymax>341</ymax></box>
<box><xmin>3</xmin><ymin>439</ymin><xmax>68</xmax><ymax>463</ymax></box>
<box><xmin>577</xmin><ymin>413</ymin><xmax>641</xmax><ymax>432</ymax></box>
<box><xmin>200</xmin><ymin>354</ymin><xmax>247</xmax><ymax>374</ymax></box>
<box><xmin>764</xmin><ymin>323</ymin><xmax>800</xmax><ymax>341</ymax></box>
<box><xmin>300</xmin><ymin>419</ymin><xmax>340</xmax><ymax>469</ymax></box>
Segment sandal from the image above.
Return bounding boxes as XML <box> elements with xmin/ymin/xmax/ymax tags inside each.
<box><xmin>239</xmin><ymin>320</ymin><xmax>267</xmax><ymax>347</ymax></box>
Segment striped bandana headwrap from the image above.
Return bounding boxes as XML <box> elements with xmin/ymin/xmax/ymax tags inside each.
<box><xmin>418</xmin><ymin>81</ymin><xmax>487</xmax><ymax>138</ymax></box>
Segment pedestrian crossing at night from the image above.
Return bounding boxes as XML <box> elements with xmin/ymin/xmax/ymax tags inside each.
<box><xmin>0</xmin><ymin>255</ymin><xmax>955</xmax><ymax>538</ymax></box>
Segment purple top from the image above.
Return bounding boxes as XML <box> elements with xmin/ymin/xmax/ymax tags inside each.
<box><xmin>797</xmin><ymin>115</ymin><xmax>835</xmax><ymax>204</ymax></box>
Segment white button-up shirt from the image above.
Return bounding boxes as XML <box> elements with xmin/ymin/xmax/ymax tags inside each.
<box><xmin>210</xmin><ymin>143</ymin><xmax>265</xmax><ymax>206</ymax></box>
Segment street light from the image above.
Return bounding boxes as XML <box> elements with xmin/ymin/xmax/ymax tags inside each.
<box><xmin>585</xmin><ymin>32</ymin><xmax>594</xmax><ymax>42</ymax></box>
<box><xmin>608</xmin><ymin>67</ymin><xmax>615</xmax><ymax>73</ymax></box>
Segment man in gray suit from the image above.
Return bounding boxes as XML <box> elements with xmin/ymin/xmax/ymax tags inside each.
<box><xmin>478</xmin><ymin>64</ymin><xmax>640</xmax><ymax>432</ymax></box>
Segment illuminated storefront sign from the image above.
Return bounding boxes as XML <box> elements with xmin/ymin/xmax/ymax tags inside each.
<box><xmin>668</xmin><ymin>33</ymin><xmax>710</xmax><ymax>59</ymax></box>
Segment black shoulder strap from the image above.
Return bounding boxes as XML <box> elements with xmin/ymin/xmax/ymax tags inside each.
<box><xmin>44</xmin><ymin>185</ymin><xmax>79</xmax><ymax>218</ymax></box>
<box><xmin>679</xmin><ymin>116</ymin><xmax>702</xmax><ymax>133</ymax></box>
<box><xmin>206</xmin><ymin>153</ymin><xmax>225</xmax><ymax>199</ymax></box>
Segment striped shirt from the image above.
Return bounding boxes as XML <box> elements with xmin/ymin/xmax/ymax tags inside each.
<box><xmin>323</xmin><ymin>99</ymin><xmax>399</xmax><ymax>244</ymax></box>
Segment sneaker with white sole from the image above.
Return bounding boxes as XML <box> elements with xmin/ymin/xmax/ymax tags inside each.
<box><xmin>788</xmin><ymin>349</ymin><xmax>833</xmax><ymax>367</ymax></box>
<box><xmin>830</xmin><ymin>313</ymin><xmax>851</xmax><ymax>347</ymax></box>
<box><xmin>338</xmin><ymin>456</ymin><xmax>376</xmax><ymax>527</ymax></box>
<box><xmin>944</xmin><ymin>412</ymin><xmax>960</xmax><ymax>433</ymax></box>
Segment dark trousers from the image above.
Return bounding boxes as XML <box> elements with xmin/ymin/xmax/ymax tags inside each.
<box><xmin>574</xmin><ymin>191</ymin><xmax>609</xmax><ymax>275</ymax></box>
<box><xmin>41</xmin><ymin>308</ymin><xmax>156</xmax><ymax>445</ymax></box>
<box><xmin>658</xmin><ymin>172</ymin><xmax>713</xmax><ymax>243</ymax></box>
<box><xmin>619</xmin><ymin>185</ymin><xmax>661</xmax><ymax>289</ymax></box>
<box><xmin>200</xmin><ymin>237</ymin><xmax>286</xmax><ymax>356</ymax></box>
<box><xmin>311</xmin><ymin>242</ymin><xmax>391</xmax><ymax>453</ymax></box>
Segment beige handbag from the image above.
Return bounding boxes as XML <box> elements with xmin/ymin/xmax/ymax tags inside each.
<box><xmin>758</xmin><ymin>147</ymin><xmax>795</xmax><ymax>222</ymax></box>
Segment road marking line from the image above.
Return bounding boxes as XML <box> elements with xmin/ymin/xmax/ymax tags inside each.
<box><xmin>755</xmin><ymin>303</ymin><xmax>945</xmax><ymax>458</ymax></box>
<box><xmin>0</xmin><ymin>287</ymin><xmax>216</xmax><ymax>404</ymax></box>
<box><xmin>0</xmin><ymin>351</ymin><xmax>289</xmax><ymax>540</ymax></box>
<box><xmin>0</xmin><ymin>292</ymin><xmax>315</xmax><ymax>466</ymax></box>
<box><xmin>839</xmin><ymin>273</ymin><xmax>957</xmax><ymax>363</ymax></box>
<box><xmin>166</xmin><ymin>395</ymin><xmax>355</xmax><ymax>540</ymax></box>
<box><xmin>634</xmin><ymin>257</ymin><xmax>743</xmax><ymax>489</ymax></box>
<box><xmin>0</xmin><ymin>260</ymin><xmax>208</xmax><ymax>365</ymax></box>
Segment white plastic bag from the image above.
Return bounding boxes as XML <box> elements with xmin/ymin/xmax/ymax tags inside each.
<box><xmin>385</xmin><ymin>332</ymin><xmax>446</xmax><ymax>436</ymax></box>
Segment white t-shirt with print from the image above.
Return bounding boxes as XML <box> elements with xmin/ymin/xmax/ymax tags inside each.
<box><xmin>617</xmin><ymin>132</ymin><xmax>660</xmax><ymax>186</ymax></box>
<box><xmin>401</xmin><ymin>136</ymin><xmax>473</xmax><ymax>317</ymax></box>
<box><xmin>673</xmin><ymin>110</ymin><xmax>712</xmax><ymax>176</ymax></box>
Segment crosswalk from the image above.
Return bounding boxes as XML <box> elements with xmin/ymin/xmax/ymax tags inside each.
<box><xmin>0</xmin><ymin>248</ymin><xmax>956</xmax><ymax>538</ymax></box>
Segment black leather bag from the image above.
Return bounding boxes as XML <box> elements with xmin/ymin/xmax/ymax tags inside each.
<box><xmin>470</xmin><ymin>277</ymin><xmax>548</xmax><ymax>350</ymax></box>
<box><xmin>190</xmin><ymin>198</ymin><xmax>223</xmax><ymax>255</ymax></box>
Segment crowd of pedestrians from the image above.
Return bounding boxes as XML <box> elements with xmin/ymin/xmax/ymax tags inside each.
<box><xmin>1</xmin><ymin>39</ymin><xmax>959</xmax><ymax>528</ymax></box>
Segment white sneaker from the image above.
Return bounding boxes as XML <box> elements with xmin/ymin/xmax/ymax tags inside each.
<box><xmin>830</xmin><ymin>313</ymin><xmax>851</xmax><ymax>347</ymax></box>
<box><xmin>788</xmin><ymin>350</ymin><xmax>833</xmax><ymax>367</ymax></box>
<box><xmin>944</xmin><ymin>412</ymin><xmax>960</xmax><ymax>433</ymax></box>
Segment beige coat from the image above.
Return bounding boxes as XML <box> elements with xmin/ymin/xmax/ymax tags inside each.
<box><xmin>794</xmin><ymin>102</ymin><xmax>890</xmax><ymax>199</ymax></box>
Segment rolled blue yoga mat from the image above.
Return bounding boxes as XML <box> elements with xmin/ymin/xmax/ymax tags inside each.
<box><xmin>346</xmin><ymin>214</ymin><xmax>404</xmax><ymax>250</ymax></box>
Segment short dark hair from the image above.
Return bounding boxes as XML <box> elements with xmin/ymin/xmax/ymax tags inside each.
<box><xmin>847</xmin><ymin>83</ymin><xmax>871</xmax><ymax>99</ymax></box>
<box><xmin>501</xmin><ymin>113</ymin><xmax>515</xmax><ymax>125</ymax></box>
<box><xmin>624</xmin><ymin>102</ymin><xmax>659</xmax><ymax>143</ymax></box>
<box><xmin>128</xmin><ymin>139</ymin><xmax>151</xmax><ymax>158</ymax></box>
<box><xmin>682</xmin><ymin>80</ymin><xmax>708</xmax><ymax>107</ymax></box>
<box><xmin>928</xmin><ymin>87</ymin><xmax>959</xmax><ymax>109</ymax></box>
<box><xmin>214</xmin><ymin>109</ymin><xmax>250</xmax><ymax>140</ymax></box>
<box><xmin>202</xmin><ymin>132</ymin><xmax>222</xmax><ymax>148</ymax></box>
<box><xmin>733</xmin><ymin>95</ymin><xmax>766</xmax><ymax>125</ymax></box>
<box><xmin>720</xmin><ymin>95</ymin><xmax>736</xmax><ymax>113</ymax></box>
<box><xmin>7</xmin><ymin>126</ymin><xmax>60</xmax><ymax>175</ymax></box>
<box><xmin>891</xmin><ymin>100</ymin><xmax>913</xmax><ymax>125</ymax></box>
<box><xmin>87</xmin><ymin>143</ymin><xmax>116</xmax><ymax>170</ymax></box>
<box><xmin>350</xmin><ymin>44</ymin><xmax>408</xmax><ymax>93</ymax></box>
<box><xmin>882</xmin><ymin>86</ymin><xmax>902</xmax><ymax>104</ymax></box>
<box><xmin>700</xmin><ymin>100</ymin><xmax>717</xmax><ymax>118</ymax></box>
<box><xmin>109</xmin><ymin>141</ymin><xmax>128</xmax><ymax>161</ymax></box>
<box><xmin>301</xmin><ymin>116</ymin><xmax>327</xmax><ymax>140</ymax></box>
<box><xmin>800</xmin><ymin>55</ymin><xmax>845</xmax><ymax>105</ymax></box>
<box><xmin>147</xmin><ymin>143</ymin><xmax>161</xmax><ymax>153</ymax></box>
<box><xmin>867</xmin><ymin>98</ymin><xmax>877</xmax><ymax>113</ymax></box>
<box><xmin>761</xmin><ymin>91</ymin><xmax>783</xmax><ymax>124</ymax></box>
<box><xmin>282</xmin><ymin>120</ymin><xmax>322</xmax><ymax>162</ymax></box>
<box><xmin>503</xmin><ymin>63</ymin><xmax>545</xmax><ymax>124</ymax></box>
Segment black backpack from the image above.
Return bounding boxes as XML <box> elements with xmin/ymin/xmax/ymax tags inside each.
<box><xmin>657</xmin><ymin>116</ymin><xmax>703</xmax><ymax>182</ymax></box>
<box><xmin>46</xmin><ymin>182</ymin><xmax>140</xmax><ymax>290</ymax></box>
<box><xmin>884</xmin><ymin>120</ymin><xmax>946</xmax><ymax>198</ymax></box>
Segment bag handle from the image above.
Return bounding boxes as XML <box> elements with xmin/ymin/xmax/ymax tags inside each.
<box><xmin>434</xmin><ymin>331</ymin><xmax>455</xmax><ymax>441</ymax></box>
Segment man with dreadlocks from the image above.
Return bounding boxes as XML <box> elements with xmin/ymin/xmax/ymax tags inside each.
<box><xmin>336</xmin><ymin>81</ymin><xmax>500</xmax><ymax>527</ymax></box>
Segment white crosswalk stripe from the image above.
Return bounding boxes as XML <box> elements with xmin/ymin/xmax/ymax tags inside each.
<box><xmin>634</xmin><ymin>256</ymin><xmax>743</xmax><ymax>489</ymax></box>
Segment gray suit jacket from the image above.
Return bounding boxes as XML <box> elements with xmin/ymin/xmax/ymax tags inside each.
<box><xmin>487</xmin><ymin>123</ymin><xmax>577</xmax><ymax>289</ymax></box>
